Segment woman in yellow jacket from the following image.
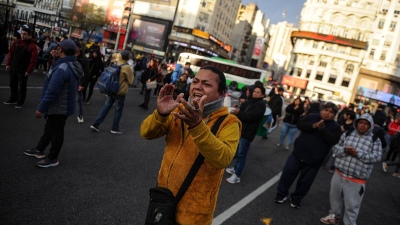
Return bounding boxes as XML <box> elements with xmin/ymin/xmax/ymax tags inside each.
<box><xmin>141</xmin><ymin>66</ymin><xmax>241</xmax><ymax>225</ymax></box>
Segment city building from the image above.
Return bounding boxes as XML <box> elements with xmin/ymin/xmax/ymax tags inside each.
<box><xmin>264</xmin><ymin>21</ymin><xmax>297</xmax><ymax>82</ymax></box>
<box><xmin>289</xmin><ymin>0</ymin><xmax>400</xmax><ymax>112</ymax></box>
<box><xmin>163</xmin><ymin>0</ymin><xmax>240</xmax><ymax>61</ymax></box>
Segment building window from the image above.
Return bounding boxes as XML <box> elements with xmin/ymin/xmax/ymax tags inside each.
<box><xmin>319</xmin><ymin>61</ymin><xmax>327</xmax><ymax>67</ymax></box>
<box><xmin>380</xmin><ymin>51</ymin><xmax>387</xmax><ymax>60</ymax></box>
<box><xmin>341</xmin><ymin>78</ymin><xmax>350</xmax><ymax>87</ymax></box>
<box><xmin>313</xmin><ymin>42</ymin><xmax>318</xmax><ymax>48</ymax></box>
<box><xmin>390</xmin><ymin>21</ymin><xmax>397</xmax><ymax>31</ymax></box>
<box><xmin>372</xmin><ymin>39</ymin><xmax>380</xmax><ymax>46</ymax></box>
<box><xmin>297</xmin><ymin>68</ymin><xmax>303</xmax><ymax>77</ymax></box>
<box><xmin>309</xmin><ymin>60</ymin><xmax>314</xmax><ymax>65</ymax></box>
<box><xmin>328</xmin><ymin>75</ymin><xmax>337</xmax><ymax>84</ymax></box>
<box><xmin>316</xmin><ymin>72</ymin><xmax>323</xmax><ymax>81</ymax></box>
<box><xmin>378</xmin><ymin>19</ymin><xmax>385</xmax><ymax>29</ymax></box>
<box><xmin>396</xmin><ymin>54</ymin><xmax>400</xmax><ymax>66</ymax></box>
<box><xmin>345</xmin><ymin>64</ymin><xmax>354</xmax><ymax>73</ymax></box>
<box><xmin>306</xmin><ymin>70</ymin><xmax>311</xmax><ymax>78</ymax></box>
<box><xmin>369</xmin><ymin>49</ymin><xmax>375</xmax><ymax>59</ymax></box>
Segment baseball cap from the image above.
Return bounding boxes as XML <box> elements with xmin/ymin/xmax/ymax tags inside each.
<box><xmin>121</xmin><ymin>50</ymin><xmax>130</xmax><ymax>60</ymax></box>
<box><xmin>59</xmin><ymin>39</ymin><xmax>77</xmax><ymax>52</ymax></box>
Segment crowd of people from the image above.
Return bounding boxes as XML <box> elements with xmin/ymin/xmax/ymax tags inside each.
<box><xmin>2</xmin><ymin>26</ymin><xmax>399</xmax><ymax>225</ymax></box>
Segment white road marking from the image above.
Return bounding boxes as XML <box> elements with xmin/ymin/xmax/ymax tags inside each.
<box><xmin>212</xmin><ymin>172</ymin><xmax>282</xmax><ymax>225</ymax></box>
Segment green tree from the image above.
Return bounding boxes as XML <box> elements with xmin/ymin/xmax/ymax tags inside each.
<box><xmin>66</xmin><ymin>2</ymin><xmax>109</xmax><ymax>43</ymax></box>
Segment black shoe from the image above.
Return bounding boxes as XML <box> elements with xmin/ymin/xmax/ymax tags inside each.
<box><xmin>274</xmin><ymin>195</ymin><xmax>287</xmax><ymax>204</ymax></box>
<box><xmin>139</xmin><ymin>104</ymin><xmax>148</xmax><ymax>110</ymax></box>
<box><xmin>290</xmin><ymin>198</ymin><xmax>300</xmax><ymax>209</ymax></box>
<box><xmin>139</xmin><ymin>91</ymin><xmax>143</xmax><ymax>95</ymax></box>
<box><xmin>262</xmin><ymin>135</ymin><xmax>268</xmax><ymax>140</ymax></box>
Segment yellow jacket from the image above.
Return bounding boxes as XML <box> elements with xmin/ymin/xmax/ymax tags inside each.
<box><xmin>141</xmin><ymin>106</ymin><xmax>241</xmax><ymax>225</ymax></box>
<box><xmin>116</xmin><ymin>60</ymin><xmax>134</xmax><ymax>96</ymax></box>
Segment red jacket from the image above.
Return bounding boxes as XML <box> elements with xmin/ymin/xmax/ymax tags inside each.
<box><xmin>387</xmin><ymin>120</ymin><xmax>400</xmax><ymax>136</ymax></box>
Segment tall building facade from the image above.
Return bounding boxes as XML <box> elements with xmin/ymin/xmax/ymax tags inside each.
<box><xmin>265</xmin><ymin>21</ymin><xmax>297</xmax><ymax>82</ymax></box>
<box><xmin>166</xmin><ymin>0</ymin><xmax>241</xmax><ymax>61</ymax></box>
<box><xmin>289</xmin><ymin>0</ymin><xmax>400</xmax><ymax>111</ymax></box>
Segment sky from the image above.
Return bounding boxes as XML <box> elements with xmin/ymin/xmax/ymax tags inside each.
<box><xmin>241</xmin><ymin>0</ymin><xmax>306</xmax><ymax>26</ymax></box>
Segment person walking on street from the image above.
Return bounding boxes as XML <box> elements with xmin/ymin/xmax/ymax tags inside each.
<box><xmin>83</xmin><ymin>49</ymin><xmax>104</xmax><ymax>104</ymax></box>
<box><xmin>274</xmin><ymin>102</ymin><xmax>342</xmax><ymax>209</ymax></box>
<box><xmin>277</xmin><ymin>97</ymin><xmax>304</xmax><ymax>150</ymax></box>
<box><xmin>320</xmin><ymin>113</ymin><xmax>382</xmax><ymax>225</ymax></box>
<box><xmin>4</xmin><ymin>27</ymin><xmax>38</xmax><ymax>108</ymax></box>
<box><xmin>140</xmin><ymin>65</ymin><xmax>241</xmax><ymax>224</ymax></box>
<box><xmin>90</xmin><ymin>50</ymin><xmax>134</xmax><ymax>134</ymax></box>
<box><xmin>23</xmin><ymin>40</ymin><xmax>83</xmax><ymax>167</ymax></box>
<box><xmin>138</xmin><ymin>58</ymin><xmax>159</xmax><ymax>110</ymax></box>
<box><xmin>74</xmin><ymin>41</ymin><xmax>90</xmax><ymax>123</ymax></box>
<box><xmin>226</xmin><ymin>85</ymin><xmax>266</xmax><ymax>184</ymax></box>
<box><xmin>0</xmin><ymin>29</ymin><xmax>9</xmax><ymax>65</ymax></box>
<box><xmin>266</xmin><ymin>86</ymin><xmax>284</xmax><ymax>136</ymax></box>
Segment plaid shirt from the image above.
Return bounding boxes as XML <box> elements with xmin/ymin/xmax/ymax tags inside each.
<box><xmin>333</xmin><ymin>114</ymin><xmax>382</xmax><ymax>180</ymax></box>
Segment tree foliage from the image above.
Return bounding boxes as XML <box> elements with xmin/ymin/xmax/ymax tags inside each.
<box><xmin>65</xmin><ymin>2</ymin><xmax>109</xmax><ymax>42</ymax></box>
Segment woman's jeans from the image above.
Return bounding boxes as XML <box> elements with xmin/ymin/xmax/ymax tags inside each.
<box><xmin>233</xmin><ymin>138</ymin><xmax>252</xmax><ymax>177</ymax></box>
<box><xmin>279</xmin><ymin>122</ymin><xmax>298</xmax><ymax>147</ymax></box>
<box><xmin>93</xmin><ymin>95</ymin><xmax>126</xmax><ymax>131</ymax></box>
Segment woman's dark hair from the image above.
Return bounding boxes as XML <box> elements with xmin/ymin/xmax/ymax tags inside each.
<box><xmin>253</xmin><ymin>85</ymin><xmax>266</xmax><ymax>95</ymax></box>
<box><xmin>199</xmin><ymin>65</ymin><xmax>227</xmax><ymax>94</ymax></box>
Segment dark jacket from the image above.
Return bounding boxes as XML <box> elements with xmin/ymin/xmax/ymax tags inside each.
<box><xmin>236</xmin><ymin>97</ymin><xmax>266</xmax><ymax>142</ymax></box>
<box><xmin>6</xmin><ymin>38</ymin><xmax>38</xmax><ymax>74</ymax></box>
<box><xmin>77</xmin><ymin>52</ymin><xmax>90</xmax><ymax>87</ymax></box>
<box><xmin>373</xmin><ymin>125</ymin><xmax>387</xmax><ymax>149</ymax></box>
<box><xmin>283</xmin><ymin>103</ymin><xmax>304</xmax><ymax>125</ymax></box>
<box><xmin>0</xmin><ymin>34</ymin><xmax>9</xmax><ymax>55</ymax></box>
<box><xmin>89</xmin><ymin>55</ymin><xmax>104</xmax><ymax>78</ymax></box>
<box><xmin>37</xmin><ymin>56</ymin><xmax>83</xmax><ymax>116</ymax></box>
<box><xmin>268</xmin><ymin>92</ymin><xmax>283</xmax><ymax>116</ymax></box>
<box><xmin>293</xmin><ymin>113</ymin><xmax>342</xmax><ymax>167</ymax></box>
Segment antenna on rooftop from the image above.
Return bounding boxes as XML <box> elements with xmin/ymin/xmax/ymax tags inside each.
<box><xmin>282</xmin><ymin>9</ymin><xmax>287</xmax><ymax>20</ymax></box>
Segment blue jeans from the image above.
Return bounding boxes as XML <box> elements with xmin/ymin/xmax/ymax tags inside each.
<box><xmin>76</xmin><ymin>91</ymin><xmax>83</xmax><ymax>117</ymax></box>
<box><xmin>279</xmin><ymin>122</ymin><xmax>299</xmax><ymax>147</ymax></box>
<box><xmin>233</xmin><ymin>138</ymin><xmax>252</xmax><ymax>177</ymax></box>
<box><xmin>93</xmin><ymin>95</ymin><xmax>125</xmax><ymax>131</ymax></box>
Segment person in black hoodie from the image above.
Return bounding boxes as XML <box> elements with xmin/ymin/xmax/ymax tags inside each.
<box><xmin>74</xmin><ymin>41</ymin><xmax>90</xmax><ymax>123</ymax></box>
<box><xmin>83</xmin><ymin>49</ymin><xmax>104</xmax><ymax>104</ymax></box>
<box><xmin>266</xmin><ymin>86</ymin><xmax>284</xmax><ymax>135</ymax></box>
<box><xmin>225</xmin><ymin>85</ymin><xmax>266</xmax><ymax>184</ymax></box>
<box><xmin>274</xmin><ymin>102</ymin><xmax>342</xmax><ymax>209</ymax></box>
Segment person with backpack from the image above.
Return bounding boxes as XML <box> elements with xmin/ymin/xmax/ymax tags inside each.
<box><xmin>4</xmin><ymin>27</ymin><xmax>38</xmax><ymax>108</ymax></box>
<box><xmin>83</xmin><ymin>49</ymin><xmax>104</xmax><ymax>104</ymax></box>
<box><xmin>320</xmin><ymin>113</ymin><xmax>382</xmax><ymax>225</ymax></box>
<box><xmin>90</xmin><ymin>51</ymin><xmax>134</xmax><ymax>134</ymax></box>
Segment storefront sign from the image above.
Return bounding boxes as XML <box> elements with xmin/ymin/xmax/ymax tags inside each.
<box><xmin>192</xmin><ymin>29</ymin><xmax>209</xmax><ymax>39</ymax></box>
<box><xmin>209</xmin><ymin>35</ymin><xmax>224</xmax><ymax>47</ymax></box>
<box><xmin>356</xmin><ymin>86</ymin><xmax>400</xmax><ymax>106</ymax></box>
<box><xmin>281</xmin><ymin>75</ymin><xmax>308</xmax><ymax>89</ymax></box>
<box><xmin>133</xmin><ymin>45</ymin><xmax>165</xmax><ymax>57</ymax></box>
<box><xmin>133</xmin><ymin>0</ymin><xmax>177</xmax><ymax>21</ymax></box>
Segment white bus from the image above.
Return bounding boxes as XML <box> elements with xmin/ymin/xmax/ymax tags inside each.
<box><xmin>177</xmin><ymin>52</ymin><xmax>268</xmax><ymax>89</ymax></box>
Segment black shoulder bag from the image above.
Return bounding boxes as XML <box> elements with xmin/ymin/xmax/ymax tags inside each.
<box><xmin>145</xmin><ymin>115</ymin><xmax>227</xmax><ymax>225</ymax></box>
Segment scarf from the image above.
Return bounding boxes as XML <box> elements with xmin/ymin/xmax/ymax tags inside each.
<box><xmin>188</xmin><ymin>96</ymin><xmax>225</xmax><ymax>118</ymax></box>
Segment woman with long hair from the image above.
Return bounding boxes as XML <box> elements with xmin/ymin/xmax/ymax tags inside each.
<box><xmin>277</xmin><ymin>97</ymin><xmax>304</xmax><ymax>149</ymax></box>
<box><xmin>138</xmin><ymin>58</ymin><xmax>159</xmax><ymax>110</ymax></box>
<box><xmin>84</xmin><ymin>50</ymin><xmax>105</xmax><ymax>104</ymax></box>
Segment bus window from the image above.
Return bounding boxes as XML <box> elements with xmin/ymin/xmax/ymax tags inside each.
<box><xmin>192</xmin><ymin>58</ymin><xmax>201</xmax><ymax>67</ymax></box>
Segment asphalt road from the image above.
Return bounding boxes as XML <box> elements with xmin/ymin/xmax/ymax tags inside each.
<box><xmin>0</xmin><ymin>67</ymin><xmax>399</xmax><ymax>225</ymax></box>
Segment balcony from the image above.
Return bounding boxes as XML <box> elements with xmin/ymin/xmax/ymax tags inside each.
<box><xmin>291</xmin><ymin>31</ymin><xmax>368</xmax><ymax>50</ymax></box>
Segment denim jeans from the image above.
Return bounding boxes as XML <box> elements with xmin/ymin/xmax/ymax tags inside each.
<box><xmin>134</xmin><ymin>70</ymin><xmax>142</xmax><ymax>86</ymax></box>
<box><xmin>76</xmin><ymin>91</ymin><xmax>83</xmax><ymax>117</ymax></box>
<box><xmin>233</xmin><ymin>138</ymin><xmax>252</xmax><ymax>177</ymax></box>
<box><xmin>279</xmin><ymin>122</ymin><xmax>299</xmax><ymax>147</ymax></box>
<box><xmin>93</xmin><ymin>95</ymin><xmax>126</xmax><ymax>131</ymax></box>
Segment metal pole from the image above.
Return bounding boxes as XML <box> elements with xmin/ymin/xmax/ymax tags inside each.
<box><xmin>114</xmin><ymin>19</ymin><xmax>122</xmax><ymax>52</ymax></box>
<box><xmin>122</xmin><ymin>6</ymin><xmax>134</xmax><ymax>50</ymax></box>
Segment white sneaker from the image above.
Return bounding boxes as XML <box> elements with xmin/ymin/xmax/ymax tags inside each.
<box><xmin>226</xmin><ymin>174</ymin><xmax>240</xmax><ymax>184</ymax></box>
<box><xmin>77</xmin><ymin>116</ymin><xmax>84</xmax><ymax>124</ymax></box>
<box><xmin>225</xmin><ymin>167</ymin><xmax>235</xmax><ymax>175</ymax></box>
<box><xmin>383</xmin><ymin>162</ymin><xmax>388</xmax><ymax>173</ymax></box>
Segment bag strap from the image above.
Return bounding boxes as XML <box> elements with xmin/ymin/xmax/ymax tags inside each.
<box><xmin>174</xmin><ymin>115</ymin><xmax>228</xmax><ymax>203</ymax></box>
